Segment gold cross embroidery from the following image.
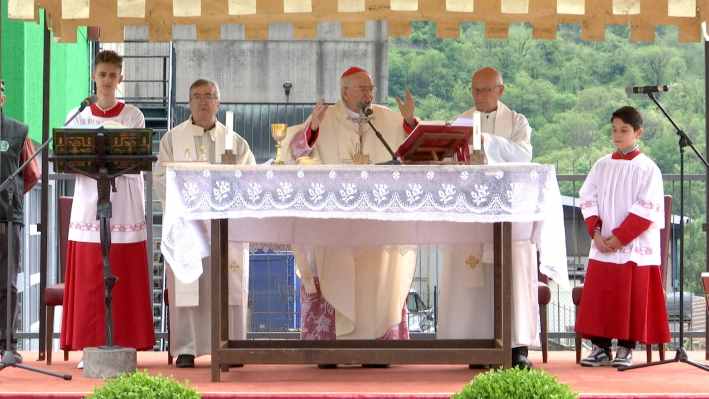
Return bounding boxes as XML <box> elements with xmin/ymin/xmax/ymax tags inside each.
<box><xmin>465</xmin><ymin>255</ymin><xmax>480</xmax><ymax>270</ymax></box>
<box><xmin>228</xmin><ymin>262</ymin><xmax>241</xmax><ymax>273</ymax></box>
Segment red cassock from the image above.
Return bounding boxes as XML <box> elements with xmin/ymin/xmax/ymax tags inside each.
<box><xmin>61</xmin><ymin>242</ymin><xmax>155</xmax><ymax>350</ymax></box>
<box><xmin>60</xmin><ymin>102</ymin><xmax>155</xmax><ymax>350</ymax></box>
<box><xmin>576</xmin><ymin>161</ymin><xmax>671</xmax><ymax>345</ymax></box>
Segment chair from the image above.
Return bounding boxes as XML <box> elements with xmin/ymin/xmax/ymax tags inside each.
<box><xmin>573</xmin><ymin>195</ymin><xmax>672</xmax><ymax>363</ymax></box>
<box><xmin>538</xmin><ymin>268</ymin><xmax>551</xmax><ymax>363</ymax></box>
<box><xmin>164</xmin><ymin>287</ymin><xmax>172</xmax><ymax>365</ymax></box>
<box><xmin>44</xmin><ymin>196</ymin><xmax>72</xmax><ymax>365</ymax></box>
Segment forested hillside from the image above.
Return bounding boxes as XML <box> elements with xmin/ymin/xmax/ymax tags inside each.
<box><xmin>388</xmin><ymin>22</ymin><xmax>707</xmax><ymax>293</ymax></box>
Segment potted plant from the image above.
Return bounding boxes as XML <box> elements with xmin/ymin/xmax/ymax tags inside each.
<box><xmin>88</xmin><ymin>370</ymin><xmax>200</xmax><ymax>399</ymax></box>
<box><xmin>454</xmin><ymin>367</ymin><xmax>577</xmax><ymax>399</ymax></box>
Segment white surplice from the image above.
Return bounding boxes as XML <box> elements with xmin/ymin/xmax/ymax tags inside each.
<box><xmin>155</xmin><ymin>118</ymin><xmax>256</xmax><ymax>357</ymax></box>
<box><xmin>282</xmin><ymin>101</ymin><xmax>417</xmax><ymax>339</ymax></box>
<box><xmin>579</xmin><ymin>153</ymin><xmax>664</xmax><ymax>266</ymax></box>
<box><xmin>66</xmin><ymin>103</ymin><xmax>147</xmax><ymax>244</ymax></box>
<box><xmin>437</xmin><ymin>101</ymin><xmax>551</xmax><ymax>347</ymax></box>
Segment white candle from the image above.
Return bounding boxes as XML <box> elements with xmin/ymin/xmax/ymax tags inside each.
<box><xmin>472</xmin><ymin>111</ymin><xmax>482</xmax><ymax>151</ymax></box>
<box><xmin>225</xmin><ymin>111</ymin><xmax>234</xmax><ymax>151</ymax></box>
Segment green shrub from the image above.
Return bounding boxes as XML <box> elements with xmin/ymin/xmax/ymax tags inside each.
<box><xmin>453</xmin><ymin>367</ymin><xmax>578</xmax><ymax>399</ymax></box>
<box><xmin>88</xmin><ymin>370</ymin><xmax>200</xmax><ymax>399</ymax></box>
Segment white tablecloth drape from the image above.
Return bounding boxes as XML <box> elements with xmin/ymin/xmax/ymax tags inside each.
<box><xmin>161</xmin><ymin>163</ymin><xmax>568</xmax><ymax>287</ymax></box>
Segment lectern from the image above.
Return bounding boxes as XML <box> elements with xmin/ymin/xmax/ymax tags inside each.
<box><xmin>50</xmin><ymin>127</ymin><xmax>155</xmax><ymax>377</ymax></box>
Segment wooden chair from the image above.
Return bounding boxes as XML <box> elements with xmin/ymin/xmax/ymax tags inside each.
<box><xmin>43</xmin><ymin>196</ymin><xmax>72</xmax><ymax>365</ymax></box>
<box><xmin>573</xmin><ymin>195</ymin><xmax>672</xmax><ymax>363</ymax></box>
<box><xmin>164</xmin><ymin>287</ymin><xmax>172</xmax><ymax>365</ymax></box>
<box><xmin>538</xmin><ymin>263</ymin><xmax>551</xmax><ymax>363</ymax></box>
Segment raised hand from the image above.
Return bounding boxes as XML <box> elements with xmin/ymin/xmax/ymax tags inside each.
<box><xmin>310</xmin><ymin>99</ymin><xmax>329</xmax><ymax>131</ymax></box>
<box><xmin>395</xmin><ymin>89</ymin><xmax>416</xmax><ymax>126</ymax></box>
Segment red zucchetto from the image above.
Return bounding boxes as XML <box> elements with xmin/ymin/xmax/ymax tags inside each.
<box><xmin>341</xmin><ymin>66</ymin><xmax>368</xmax><ymax>78</ymax></box>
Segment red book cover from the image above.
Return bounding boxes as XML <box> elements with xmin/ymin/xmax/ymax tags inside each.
<box><xmin>395</xmin><ymin>122</ymin><xmax>472</xmax><ymax>164</ymax></box>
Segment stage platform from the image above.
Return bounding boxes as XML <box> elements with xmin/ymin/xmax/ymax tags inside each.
<box><xmin>0</xmin><ymin>350</ymin><xmax>707</xmax><ymax>398</ymax></box>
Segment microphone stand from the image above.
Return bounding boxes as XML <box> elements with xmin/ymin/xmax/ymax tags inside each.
<box><xmin>0</xmin><ymin>109</ymin><xmax>72</xmax><ymax>380</ymax></box>
<box><xmin>361</xmin><ymin>108</ymin><xmax>400</xmax><ymax>165</ymax></box>
<box><xmin>619</xmin><ymin>92</ymin><xmax>709</xmax><ymax>372</ymax></box>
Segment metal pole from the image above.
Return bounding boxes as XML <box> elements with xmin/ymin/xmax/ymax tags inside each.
<box><xmin>703</xmin><ymin>21</ymin><xmax>709</xmax><ymax>362</ymax></box>
<box><xmin>0</xmin><ymin>0</ymin><xmax>3</xmax><ymax>80</ymax></box>
<box><xmin>38</xmin><ymin>12</ymin><xmax>51</xmax><ymax>360</ymax></box>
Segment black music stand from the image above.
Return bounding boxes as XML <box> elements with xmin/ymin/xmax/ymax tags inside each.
<box><xmin>50</xmin><ymin>127</ymin><xmax>155</xmax><ymax>352</ymax></box>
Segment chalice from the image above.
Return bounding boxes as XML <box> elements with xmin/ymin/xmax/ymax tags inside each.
<box><xmin>271</xmin><ymin>123</ymin><xmax>288</xmax><ymax>164</ymax></box>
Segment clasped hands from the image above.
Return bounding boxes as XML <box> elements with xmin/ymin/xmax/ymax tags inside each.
<box><xmin>593</xmin><ymin>230</ymin><xmax>623</xmax><ymax>253</ymax></box>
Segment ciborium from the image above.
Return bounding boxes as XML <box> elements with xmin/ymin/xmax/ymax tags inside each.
<box><xmin>271</xmin><ymin>123</ymin><xmax>288</xmax><ymax>164</ymax></box>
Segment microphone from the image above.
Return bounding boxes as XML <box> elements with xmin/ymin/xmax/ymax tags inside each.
<box><xmin>625</xmin><ymin>85</ymin><xmax>670</xmax><ymax>95</ymax></box>
<box><xmin>360</xmin><ymin>105</ymin><xmax>400</xmax><ymax>165</ymax></box>
<box><xmin>65</xmin><ymin>95</ymin><xmax>97</xmax><ymax>127</ymax></box>
<box><xmin>78</xmin><ymin>95</ymin><xmax>98</xmax><ymax>112</ymax></box>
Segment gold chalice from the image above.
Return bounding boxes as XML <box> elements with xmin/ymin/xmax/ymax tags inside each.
<box><xmin>271</xmin><ymin>123</ymin><xmax>288</xmax><ymax>164</ymax></box>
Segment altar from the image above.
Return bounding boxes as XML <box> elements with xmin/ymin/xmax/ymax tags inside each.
<box><xmin>161</xmin><ymin>163</ymin><xmax>567</xmax><ymax>382</ymax></box>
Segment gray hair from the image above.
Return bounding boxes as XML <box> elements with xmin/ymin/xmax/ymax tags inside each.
<box><xmin>189</xmin><ymin>78</ymin><xmax>221</xmax><ymax>100</ymax></box>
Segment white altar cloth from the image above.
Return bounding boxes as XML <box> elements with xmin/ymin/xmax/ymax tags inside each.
<box><xmin>161</xmin><ymin>163</ymin><xmax>568</xmax><ymax>288</ymax></box>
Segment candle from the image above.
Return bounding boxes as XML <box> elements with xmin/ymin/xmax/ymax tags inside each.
<box><xmin>472</xmin><ymin>111</ymin><xmax>482</xmax><ymax>151</ymax></box>
<box><xmin>225</xmin><ymin>111</ymin><xmax>234</xmax><ymax>151</ymax></box>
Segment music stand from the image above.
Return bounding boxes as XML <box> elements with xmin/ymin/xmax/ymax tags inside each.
<box><xmin>50</xmin><ymin>127</ymin><xmax>155</xmax><ymax>376</ymax></box>
<box><xmin>395</xmin><ymin>122</ymin><xmax>472</xmax><ymax>164</ymax></box>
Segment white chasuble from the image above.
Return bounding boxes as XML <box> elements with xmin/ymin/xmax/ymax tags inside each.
<box><xmin>284</xmin><ymin>100</ymin><xmax>418</xmax><ymax>339</ymax></box>
<box><xmin>438</xmin><ymin>101</ymin><xmax>545</xmax><ymax>347</ymax></box>
<box><xmin>156</xmin><ymin>118</ymin><xmax>255</xmax><ymax>308</ymax></box>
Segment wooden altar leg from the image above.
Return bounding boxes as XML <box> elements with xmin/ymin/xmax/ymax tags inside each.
<box><xmin>502</xmin><ymin>222</ymin><xmax>512</xmax><ymax>369</ymax></box>
<box><xmin>211</xmin><ymin>219</ymin><xmax>228</xmax><ymax>382</ymax></box>
<box><xmin>493</xmin><ymin>222</ymin><xmax>513</xmax><ymax>369</ymax></box>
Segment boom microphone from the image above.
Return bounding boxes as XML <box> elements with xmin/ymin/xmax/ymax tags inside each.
<box><xmin>625</xmin><ymin>85</ymin><xmax>670</xmax><ymax>95</ymax></box>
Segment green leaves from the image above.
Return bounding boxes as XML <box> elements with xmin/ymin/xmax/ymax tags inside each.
<box><xmin>389</xmin><ymin>23</ymin><xmax>707</xmax><ymax>295</ymax></box>
<box><xmin>453</xmin><ymin>367</ymin><xmax>578</xmax><ymax>399</ymax></box>
<box><xmin>88</xmin><ymin>370</ymin><xmax>200</xmax><ymax>399</ymax></box>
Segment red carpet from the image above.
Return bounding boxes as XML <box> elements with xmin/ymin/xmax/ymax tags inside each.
<box><xmin>0</xmin><ymin>351</ymin><xmax>706</xmax><ymax>398</ymax></box>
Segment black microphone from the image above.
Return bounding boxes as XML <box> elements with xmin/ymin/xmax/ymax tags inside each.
<box><xmin>78</xmin><ymin>95</ymin><xmax>98</xmax><ymax>112</ymax></box>
<box><xmin>65</xmin><ymin>95</ymin><xmax>98</xmax><ymax>127</ymax></box>
<box><xmin>625</xmin><ymin>85</ymin><xmax>670</xmax><ymax>95</ymax></box>
<box><xmin>362</xmin><ymin>105</ymin><xmax>373</xmax><ymax>117</ymax></box>
<box><xmin>361</xmin><ymin>105</ymin><xmax>400</xmax><ymax>165</ymax></box>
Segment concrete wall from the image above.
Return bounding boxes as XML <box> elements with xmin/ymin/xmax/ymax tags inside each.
<box><xmin>120</xmin><ymin>21</ymin><xmax>388</xmax><ymax>104</ymax></box>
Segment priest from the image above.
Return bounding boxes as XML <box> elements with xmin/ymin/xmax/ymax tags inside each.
<box><xmin>155</xmin><ymin>78</ymin><xmax>255</xmax><ymax>368</ymax></box>
<box><xmin>281</xmin><ymin>67</ymin><xmax>419</xmax><ymax>365</ymax></box>
<box><xmin>437</xmin><ymin>67</ymin><xmax>567</xmax><ymax>369</ymax></box>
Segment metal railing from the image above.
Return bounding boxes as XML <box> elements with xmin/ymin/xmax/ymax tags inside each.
<box><xmin>12</xmin><ymin>167</ymin><xmax>709</xmax><ymax>352</ymax></box>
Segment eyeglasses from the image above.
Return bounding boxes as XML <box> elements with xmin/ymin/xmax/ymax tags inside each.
<box><xmin>472</xmin><ymin>85</ymin><xmax>501</xmax><ymax>95</ymax></box>
<box><xmin>190</xmin><ymin>93</ymin><xmax>218</xmax><ymax>101</ymax></box>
